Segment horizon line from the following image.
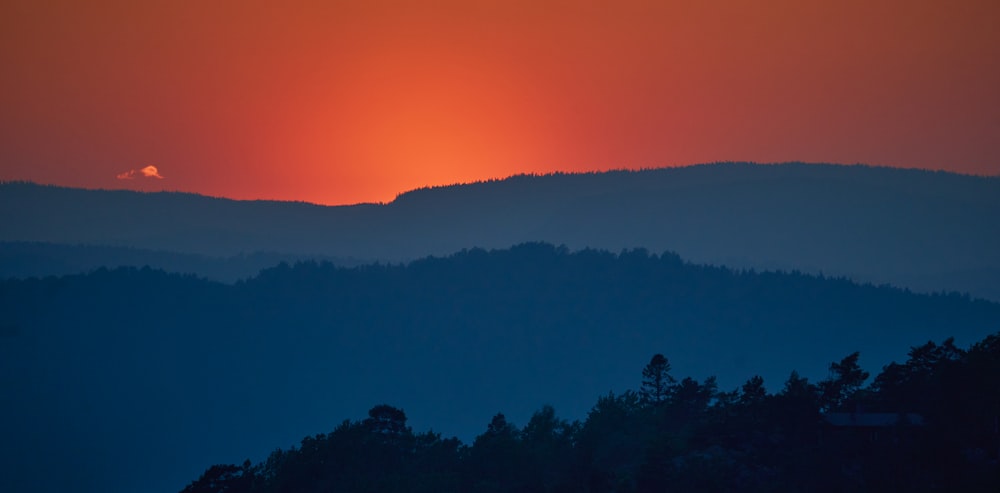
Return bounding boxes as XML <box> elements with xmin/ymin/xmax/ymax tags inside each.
<box><xmin>3</xmin><ymin>161</ymin><xmax>997</xmax><ymax>207</ymax></box>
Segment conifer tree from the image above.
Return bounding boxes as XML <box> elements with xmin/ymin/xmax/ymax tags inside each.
<box><xmin>640</xmin><ymin>353</ymin><xmax>675</xmax><ymax>404</ymax></box>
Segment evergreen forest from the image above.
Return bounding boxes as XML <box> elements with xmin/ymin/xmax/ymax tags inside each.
<box><xmin>181</xmin><ymin>333</ymin><xmax>1000</xmax><ymax>492</ymax></box>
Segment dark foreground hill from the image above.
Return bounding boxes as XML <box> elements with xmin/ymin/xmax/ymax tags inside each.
<box><xmin>3</xmin><ymin>162</ymin><xmax>999</xmax><ymax>300</ymax></box>
<box><xmin>1</xmin><ymin>244</ymin><xmax>998</xmax><ymax>493</ymax></box>
<box><xmin>181</xmin><ymin>334</ymin><xmax>1000</xmax><ymax>493</ymax></box>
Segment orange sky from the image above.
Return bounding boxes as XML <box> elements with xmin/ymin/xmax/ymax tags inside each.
<box><xmin>1</xmin><ymin>0</ymin><xmax>998</xmax><ymax>205</ymax></box>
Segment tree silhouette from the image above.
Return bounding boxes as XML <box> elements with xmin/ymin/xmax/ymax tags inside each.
<box><xmin>577</xmin><ymin>391</ymin><xmax>644</xmax><ymax>492</ymax></box>
<box><xmin>468</xmin><ymin>413</ymin><xmax>528</xmax><ymax>492</ymax></box>
<box><xmin>179</xmin><ymin>331</ymin><xmax>1000</xmax><ymax>493</ymax></box>
<box><xmin>672</xmin><ymin>376</ymin><xmax>717</xmax><ymax>418</ymax></box>
<box><xmin>739</xmin><ymin>375</ymin><xmax>767</xmax><ymax>406</ymax></box>
<box><xmin>640</xmin><ymin>354</ymin><xmax>675</xmax><ymax>405</ymax></box>
<box><xmin>180</xmin><ymin>460</ymin><xmax>255</xmax><ymax>493</ymax></box>
<box><xmin>363</xmin><ymin>404</ymin><xmax>409</xmax><ymax>436</ymax></box>
<box><xmin>819</xmin><ymin>352</ymin><xmax>869</xmax><ymax>411</ymax></box>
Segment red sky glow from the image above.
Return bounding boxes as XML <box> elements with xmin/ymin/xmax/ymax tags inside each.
<box><xmin>1</xmin><ymin>0</ymin><xmax>998</xmax><ymax>205</ymax></box>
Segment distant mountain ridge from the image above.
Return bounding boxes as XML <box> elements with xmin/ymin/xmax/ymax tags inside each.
<box><xmin>3</xmin><ymin>162</ymin><xmax>998</xmax><ymax>299</ymax></box>
<box><xmin>0</xmin><ymin>241</ymin><xmax>365</xmax><ymax>283</ymax></box>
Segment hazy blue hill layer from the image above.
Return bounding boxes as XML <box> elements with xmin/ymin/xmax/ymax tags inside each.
<box><xmin>1</xmin><ymin>244</ymin><xmax>998</xmax><ymax>493</ymax></box>
<box><xmin>0</xmin><ymin>241</ymin><xmax>367</xmax><ymax>282</ymax></box>
<box><xmin>3</xmin><ymin>162</ymin><xmax>999</xmax><ymax>300</ymax></box>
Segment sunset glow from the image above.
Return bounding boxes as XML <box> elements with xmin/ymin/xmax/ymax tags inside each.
<box><xmin>1</xmin><ymin>0</ymin><xmax>998</xmax><ymax>205</ymax></box>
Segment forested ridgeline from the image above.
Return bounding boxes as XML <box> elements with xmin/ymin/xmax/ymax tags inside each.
<box><xmin>5</xmin><ymin>163</ymin><xmax>1000</xmax><ymax>301</ymax></box>
<box><xmin>0</xmin><ymin>241</ymin><xmax>367</xmax><ymax>283</ymax></box>
<box><xmin>4</xmin><ymin>243</ymin><xmax>997</xmax><ymax>396</ymax></box>
<box><xmin>182</xmin><ymin>334</ymin><xmax>1000</xmax><ymax>493</ymax></box>
<box><xmin>2</xmin><ymin>244</ymin><xmax>1000</xmax><ymax>493</ymax></box>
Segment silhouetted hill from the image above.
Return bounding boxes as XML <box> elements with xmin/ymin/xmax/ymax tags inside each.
<box><xmin>3</xmin><ymin>162</ymin><xmax>999</xmax><ymax>300</ymax></box>
<box><xmin>1</xmin><ymin>244</ymin><xmax>997</xmax><ymax>493</ymax></box>
<box><xmin>180</xmin><ymin>333</ymin><xmax>1000</xmax><ymax>493</ymax></box>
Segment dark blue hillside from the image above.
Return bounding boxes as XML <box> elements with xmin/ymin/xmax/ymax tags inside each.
<box><xmin>0</xmin><ymin>243</ymin><xmax>997</xmax><ymax>493</ymax></box>
<box><xmin>4</xmin><ymin>163</ymin><xmax>999</xmax><ymax>300</ymax></box>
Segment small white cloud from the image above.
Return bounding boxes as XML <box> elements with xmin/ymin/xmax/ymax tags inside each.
<box><xmin>140</xmin><ymin>165</ymin><xmax>164</xmax><ymax>179</ymax></box>
<box><xmin>117</xmin><ymin>165</ymin><xmax>164</xmax><ymax>180</ymax></box>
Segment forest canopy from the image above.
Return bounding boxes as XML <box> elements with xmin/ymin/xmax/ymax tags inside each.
<box><xmin>2</xmin><ymin>243</ymin><xmax>999</xmax><ymax>493</ymax></box>
<box><xmin>181</xmin><ymin>332</ymin><xmax>1000</xmax><ymax>492</ymax></box>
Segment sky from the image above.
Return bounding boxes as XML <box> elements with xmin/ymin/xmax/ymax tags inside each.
<box><xmin>1</xmin><ymin>0</ymin><xmax>998</xmax><ymax>205</ymax></box>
